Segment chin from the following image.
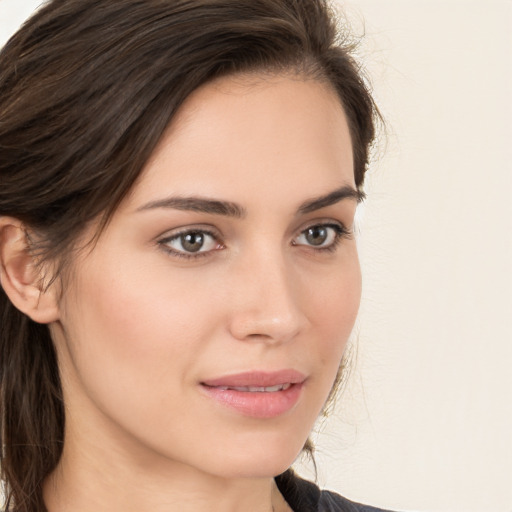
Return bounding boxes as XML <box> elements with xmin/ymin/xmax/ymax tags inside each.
<box><xmin>199</xmin><ymin>433</ymin><xmax>306</xmax><ymax>480</ymax></box>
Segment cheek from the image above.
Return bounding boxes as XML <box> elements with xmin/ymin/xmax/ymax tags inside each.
<box><xmin>301</xmin><ymin>253</ymin><xmax>361</xmax><ymax>406</ymax></box>
<box><xmin>58</xmin><ymin>254</ymin><xmax>219</xmax><ymax>414</ymax></box>
<box><xmin>74</xmin><ymin>252</ymin><xmax>217</xmax><ymax>351</ymax></box>
<box><xmin>306</xmin><ymin>253</ymin><xmax>361</xmax><ymax>349</ymax></box>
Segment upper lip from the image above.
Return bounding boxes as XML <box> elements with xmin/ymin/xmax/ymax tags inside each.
<box><xmin>201</xmin><ymin>369</ymin><xmax>306</xmax><ymax>388</ymax></box>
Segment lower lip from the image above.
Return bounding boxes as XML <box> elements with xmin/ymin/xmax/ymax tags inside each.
<box><xmin>200</xmin><ymin>382</ymin><xmax>304</xmax><ymax>419</ymax></box>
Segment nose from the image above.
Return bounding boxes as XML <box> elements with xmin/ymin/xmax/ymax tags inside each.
<box><xmin>226</xmin><ymin>250</ymin><xmax>307</xmax><ymax>344</ymax></box>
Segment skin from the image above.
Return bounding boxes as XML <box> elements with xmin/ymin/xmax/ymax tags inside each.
<box><xmin>38</xmin><ymin>74</ymin><xmax>362</xmax><ymax>512</ymax></box>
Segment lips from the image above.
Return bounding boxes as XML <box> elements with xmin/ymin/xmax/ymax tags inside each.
<box><xmin>200</xmin><ymin>370</ymin><xmax>306</xmax><ymax>418</ymax></box>
<box><xmin>201</xmin><ymin>369</ymin><xmax>306</xmax><ymax>388</ymax></box>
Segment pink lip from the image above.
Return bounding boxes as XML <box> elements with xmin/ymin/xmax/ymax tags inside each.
<box><xmin>200</xmin><ymin>370</ymin><xmax>306</xmax><ymax>419</ymax></box>
<box><xmin>201</xmin><ymin>369</ymin><xmax>306</xmax><ymax>388</ymax></box>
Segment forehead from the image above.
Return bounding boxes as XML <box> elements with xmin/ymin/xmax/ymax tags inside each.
<box><xmin>124</xmin><ymin>73</ymin><xmax>354</xmax><ymax>211</ymax></box>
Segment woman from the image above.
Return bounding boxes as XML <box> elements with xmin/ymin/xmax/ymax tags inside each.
<box><xmin>0</xmin><ymin>0</ymin><xmax>387</xmax><ymax>511</ymax></box>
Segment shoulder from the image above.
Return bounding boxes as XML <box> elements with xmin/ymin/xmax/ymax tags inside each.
<box><xmin>319</xmin><ymin>489</ymin><xmax>396</xmax><ymax>512</ymax></box>
<box><xmin>275</xmin><ymin>469</ymin><xmax>401</xmax><ymax>512</ymax></box>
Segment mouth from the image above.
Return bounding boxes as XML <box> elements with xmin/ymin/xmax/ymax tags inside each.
<box><xmin>200</xmin><ymin>370</ymin><xmax>306</xmax><ymax>418</ymax></box>
<box><xmin>205</xmin><ymin>383</ymin><xmax>292</xmax><ymax>393</ymax></box>
<box><xmin>201</xmin><ymin>369</ymin><xmax>306</xmax><ymax>388</ymax></box>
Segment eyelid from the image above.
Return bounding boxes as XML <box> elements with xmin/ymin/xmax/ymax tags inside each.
<box><xmin>156</xmin><ymin>223</ymin><xmax>223</xmax><ymax>242</ymax></box>
<box><xmin>295</xmin><ymin>218</ymin><xmax>350</xmax><ymax>238</ymax></box>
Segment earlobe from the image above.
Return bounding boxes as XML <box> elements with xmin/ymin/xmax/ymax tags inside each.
<box><xmin>0</xmin><ymin>217</ymin><xmax>60</xmax><ymax>324</ymax></box>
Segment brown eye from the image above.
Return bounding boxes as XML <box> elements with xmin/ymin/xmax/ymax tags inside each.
<box><xmin>304</xmin><ymin>226</ymin><xmax>328</xmax><ymax>246</ymax></box>
<box><xmin>181</xmin><ymin>232</ymin><xmax>205</xmax><ymax>252</ymax></box>
<box><xmin>160</xmin><ymin>230</ymin><xmax>220</xmax><ymax>256</ymax></box>
<box><xmin>294</xmin><ymin>224</ymin><xmax>345</xmax><ymax>250</ymax></box>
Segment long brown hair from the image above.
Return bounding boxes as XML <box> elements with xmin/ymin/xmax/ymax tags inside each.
<box><xmin>0</xmin><ymin>1</ymin><xmax>378</xmax><ymax>510</ymax></box>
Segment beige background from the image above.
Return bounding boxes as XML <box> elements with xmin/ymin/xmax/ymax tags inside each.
<box><xmin>1</xmin><ymin>1</ymin><xmax>511</xmax><ymax>511</ymax></box>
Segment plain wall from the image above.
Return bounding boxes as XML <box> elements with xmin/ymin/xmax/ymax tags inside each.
<box><xmin>1</xmin><ymin>1</ymin><xmax>511</xmax><ymax>511</ymax></box>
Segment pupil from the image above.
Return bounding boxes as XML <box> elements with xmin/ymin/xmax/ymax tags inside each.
<box><xmin>182</xmin><ymin>232</ymin><xmax>204</xmax><ymax>252</ymax></box>
<box><xmin>306</xmin><ymin>226</ymin><xmax>327</xmax><ymax>246</ymax></box>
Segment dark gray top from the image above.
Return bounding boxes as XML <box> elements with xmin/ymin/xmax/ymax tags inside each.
<box><xmin>275</xmin><ymin>470</ymin><xmax>399</xmax><ymax>512</ymax></box>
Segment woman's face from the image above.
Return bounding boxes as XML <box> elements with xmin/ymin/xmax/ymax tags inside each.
<box><xmin>50</xmin><ymin>74</ymin><xmax>361</xmax><ymax>479</ymax></box>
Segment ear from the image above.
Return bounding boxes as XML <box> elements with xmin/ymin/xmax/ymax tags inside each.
<box><xmin>0</xmin><ymin>217</ymin><xmax>60</xmax><ymax>324</ymax></box>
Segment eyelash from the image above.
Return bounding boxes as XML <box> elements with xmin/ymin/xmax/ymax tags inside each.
<box><xmin>157</xmin><ymin>223</ymin><xmax>350</xmax><ymax>260</ymax></box>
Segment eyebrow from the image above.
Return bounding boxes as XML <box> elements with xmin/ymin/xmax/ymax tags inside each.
<box><xmin>297</xmin><ymin>185</ymin><xmax>365</xmax><ymax>214</ymax></box>
<box><xmin>136</xmin><ymin>185</ymin><xmax>364</xmax><ymax>218</ymax></box>
<box><xmin>137</xmin><ymin>196</ymin><xmax>245</xmax><ymax>218</ymax></box>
